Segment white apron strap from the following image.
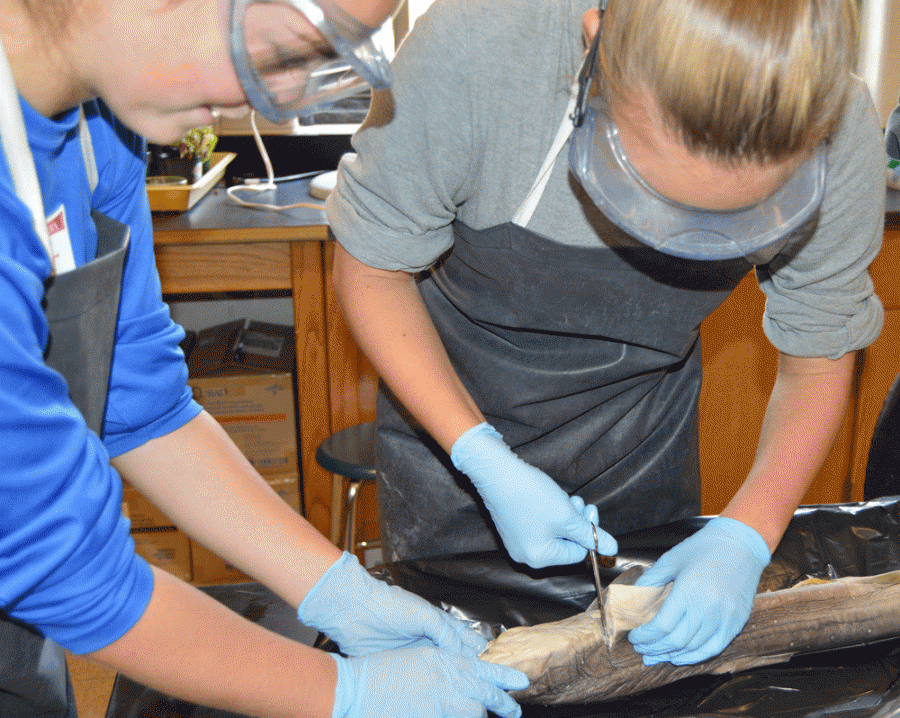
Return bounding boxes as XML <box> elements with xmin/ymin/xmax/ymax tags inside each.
<box><xmin>79</xmin><ymin>110</ymin><xmax>98</xmax><ymax>193</ymax></box>
<box><xmin>511</xmin><ymin>77</ymin><xmax>580</xmax><ymax>228</ymax></box>
<box><xmin>0</xmin><ymin>38</ymin><xmax>96</xmax><ymax>273</ymax></box>
<box><xmin>0</xmin><ymin>37</ymin><xmax>55</xmax><ymax>263</ymax></box>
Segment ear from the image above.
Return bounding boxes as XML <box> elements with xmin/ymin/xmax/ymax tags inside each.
<box><xmin>582</xmin><ymin>9</ymin><xmax>601</xmax><ymax>47</ymax></box>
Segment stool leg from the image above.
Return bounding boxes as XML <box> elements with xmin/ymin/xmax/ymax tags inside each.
<box><xmin>346</xmin><ymin>481</ymin><xmax>362</xmax><ymax>554</ymax></box>
<box><xmin>329</xmin><ymin>474</ymin><xmax>345</xmax><ymax>545</ymax></box>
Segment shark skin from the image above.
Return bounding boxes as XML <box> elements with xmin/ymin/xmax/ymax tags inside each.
<box><xmin>480</xmin><ymin>569</ymin><xmax>900</xmax><ymax>705</ymax></box>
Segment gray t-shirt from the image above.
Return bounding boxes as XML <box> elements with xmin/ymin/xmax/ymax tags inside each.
<box><xmin>327</xmin><ymin>0</ymin><xmax>884</xmax><ymax>359</ymax></box>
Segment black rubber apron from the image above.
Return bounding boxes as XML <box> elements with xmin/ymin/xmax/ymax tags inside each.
<box><xmin>0</xmin><ymin>49</ymin><xmax>130</xmax><ymax>717</ymax></box>
<box><xmin>376</xmin><ymin>78</ymin><xmax>754</xmax><ymax>562</ymax></box>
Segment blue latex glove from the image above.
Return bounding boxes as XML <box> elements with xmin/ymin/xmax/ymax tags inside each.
<box><xmin>332</xmin><ymin>646</ymin><xmax>529</xmax><ymax>718</ymax></box>
<box><xmin>298</xmin><ymin>552</ymin><xmax>487</xmax><ymax>657</ymax></box>
<box><xmin>628</xmin><ymin>516</ymin><xmax>770</xmax><ymax>666</ymax></box>
<box><xmin>450</xmin><ymin>423</ymin><xmax>617</xmax><ymax>569</ymax></box>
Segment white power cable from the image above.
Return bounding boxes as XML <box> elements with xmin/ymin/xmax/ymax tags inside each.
<box><xmin>226</xmin><ymin>110</ymin><xmax>328</xmax><ymax>211</ymax></box>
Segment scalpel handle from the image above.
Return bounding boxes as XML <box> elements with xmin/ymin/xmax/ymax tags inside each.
<box><xmin>590</xmin><ymin>525</ymin><xmax>605</xmax><ymax>623</ymax></box>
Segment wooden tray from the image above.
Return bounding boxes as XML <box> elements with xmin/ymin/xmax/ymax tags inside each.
<box><xmin>146</xmin><ymin>152</ymin><xmax>237</xmax><ymax>213</ymax></box>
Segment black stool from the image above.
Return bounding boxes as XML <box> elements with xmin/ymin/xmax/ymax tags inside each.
<box><xmin>315</xmin><ymin>421</ymin><xmax>379</xmax><ymax>555</ymax></box>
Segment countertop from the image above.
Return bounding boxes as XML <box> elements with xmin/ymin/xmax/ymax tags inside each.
<box><xmin>152</xmin><ymin>177</ymin><xmax>328</xmax><ymax>242</ymax></box>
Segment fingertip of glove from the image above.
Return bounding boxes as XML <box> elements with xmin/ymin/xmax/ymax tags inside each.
<box><xmin>598</xmin><ymin>534</ymin><xmax>617</xmax><ymax>556</ymax></box>
<box><xmin>478</xmin><ymin>659</ymin><xmax>530</xmax><ymax>691</ymax></box>
<box><xmin>492</xmin><ymin>697</ymin><xmax>524</xmax><ymax>718</ymax></box>
<box><xmin>501</xmin><ymin>669</ymin><xmax>531</xmax><ymax>692</ymax></box>
<box><xmin>459</xmin><ymin>629</ymin><xmax>488</xmax><ymax>655</ymax></box>
<box><xmin>627</xmin><ymin>624</ymin><xmax>661</xmax><ymax>647</ymax></box>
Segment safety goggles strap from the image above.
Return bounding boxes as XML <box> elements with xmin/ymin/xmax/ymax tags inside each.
<box><xmin>572</xmin><ymin>0</ymin><xmax>607</xmax><ymax>128</ymax></box>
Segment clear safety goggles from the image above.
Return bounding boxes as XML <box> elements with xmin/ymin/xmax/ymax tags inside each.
<box><xmin>230</xmin><ymin>0</ymin><xmax>397</xmax><ymax>123</ymax></box>
<box><xmin>568</xmin><ymin>1</ymin><xmax>826</xmax><ymax>261</ymax></box>
<box><xmin>568</xmin><ymin>99</ymin><xmax>827</xmax><ymax>260</ymax></box>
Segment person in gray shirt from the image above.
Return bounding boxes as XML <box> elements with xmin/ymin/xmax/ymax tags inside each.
<box><xmin>327</xmin><ymin>0</ymin><xmax>885</xmax><ymax>668</ymax></box>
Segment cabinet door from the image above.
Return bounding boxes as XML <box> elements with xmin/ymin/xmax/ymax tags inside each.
<box><xmin>323</xmin><ymin>242</ymin><xmax>381</xmax><ymax>552</ymax></box>
<box><xmin>847</xmin><ymin>229</ymin><xmax>900</xmax><ymax>500</ymax></box>
<box><xmin>698</xmin><ymin>272</ymin><xmax>857</xmax><ymax>514</ymax></box>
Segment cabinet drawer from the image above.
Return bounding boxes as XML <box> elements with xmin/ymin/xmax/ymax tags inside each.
<box><xmin>154</xmin><ymin>242</ymin><xmax>292</xmax><ymax>294</ymax></box>
<box><xmin>870</xmin><ymin>230</ymin><xmax>900</xmax><ymax>309</ymax></box>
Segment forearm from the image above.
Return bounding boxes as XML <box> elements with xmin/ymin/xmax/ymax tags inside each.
<box><xmin>721</xmin><ymin>351</ymin><xmax>857</xmax><ymax>552</ymax></box>
<box><xmin>111</xmin><ymin>412</ymin><xmax>341</xmax><ymax>608</ymax></box>
<box><xmin>88</xmin><ymin>567</ymin><xmax>336</xmax><ymax>718</ymax></box>
<box><xmin>332</xmin><ymin>243</ymin><xmax>483</xmax><ymax>452</ymax></box>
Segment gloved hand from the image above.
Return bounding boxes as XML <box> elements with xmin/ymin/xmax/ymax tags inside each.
<box><xmin>628</xmin><ymin>516</ymin><xmax>771</xmax><ymax>666</ymax></box>
<box><xmin>332</xmin><ymin>646</ymin><xmax>529</xmax><ymax>718</ymax></box>
<box><xmin>298</xmin><ymin>551</ymin><xmax>487</xmax><ymax>657</ymax></box>
<box><xmin>450</xmin><ymin>422</ymin><xmax>617</xmax><ymax>569</ymax></box>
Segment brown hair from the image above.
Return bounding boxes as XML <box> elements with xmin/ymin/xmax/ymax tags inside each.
<box><xmin>598</xmin><ymin>0</ymin><xmax>859</xmax><ymax>163</ymax></box>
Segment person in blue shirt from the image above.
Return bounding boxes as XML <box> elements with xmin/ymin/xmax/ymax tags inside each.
<box><xmin>0</xmin><ymin>1</ymin><xmax>527</xmax><ymax>717</ymax></box>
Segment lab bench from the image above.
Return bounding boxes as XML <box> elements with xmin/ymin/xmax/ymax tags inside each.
<box><xmin>699</xmin><ymin>190</ymin><xmax>900</xmax><ymax>512</ymax></box>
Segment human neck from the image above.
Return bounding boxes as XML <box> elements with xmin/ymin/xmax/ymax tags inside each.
<box><xmin>0</xmin><ymin>1</ymin><xmax>86</xmax><ymax>118</ymax></box>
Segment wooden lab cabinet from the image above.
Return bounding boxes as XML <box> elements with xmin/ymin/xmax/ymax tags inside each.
<box><xmin>847</xmin><ymin>228</ymin><xmax>900</xmax><ymax>500</ymax></box>
<box><xmin>699</xmin><ymin>228</ymin><xmax>900</xmax><ymax>513</ymax></box>
<box><xmin>330</xmin><ymin>229</ymin><xmax>900</xmax><ymax>545</ymax></box>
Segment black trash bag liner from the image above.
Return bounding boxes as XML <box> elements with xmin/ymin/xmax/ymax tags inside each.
<box><xmin>372</xmin><ymin>497</ymin><xmax>900</xmax><ymax>634</ymax></box>
<box><xmin>364</xmin><ymin>496</ymin><xmax>900</xmax><ymax>718</ymax></box>
<box><xmin>105</xmin><ymin>583</ymin><xmax>318</xmax><ymax>718</ymax></box>
<box><xmin>105</xmin><ymin>498</ymin><xmax>900</xmax><ymax>718</ymax></box>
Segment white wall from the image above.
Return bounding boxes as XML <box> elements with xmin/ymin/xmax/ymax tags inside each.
<box><xmin>860</xmin><ymin>0</ymin><xmax>899</xmax><ymax>125</ymax></box>
<box><xmin>882</xmin><ymin>0</ymin><xmax>900</xmax><ymax>124</ymax></box>
<box><xmin>404</xmin><ymin>0</ymin><xmax>435</xmax><ymax>26</ymax></box>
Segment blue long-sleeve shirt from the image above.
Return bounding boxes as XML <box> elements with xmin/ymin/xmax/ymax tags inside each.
<box><xmin>0</xmin><ymin>98</ymin><xmax>201</xmax><ymax>654</ymax></box>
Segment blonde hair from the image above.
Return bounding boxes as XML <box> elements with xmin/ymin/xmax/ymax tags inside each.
<box><xmin>598</xmin><ymin>0</ymin><xmax>859</xmax><ymax>163</ymax></box>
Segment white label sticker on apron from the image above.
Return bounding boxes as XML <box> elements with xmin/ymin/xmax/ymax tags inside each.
<box><xmin>46</xmin><ymin>205</ymin><xmax>76</xmax><ymax>274</ymax></box>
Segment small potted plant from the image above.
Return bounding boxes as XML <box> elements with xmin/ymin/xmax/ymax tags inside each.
<box><xmin>147</xmin><ymin>126</ymin><xmax>218</xmax><ymax>183</ymax></box>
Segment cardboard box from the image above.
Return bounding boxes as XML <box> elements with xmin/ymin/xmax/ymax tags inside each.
<box><xmin>235</xmin><ymin>321</ymin><xmax>296</xmax><ymax>373</ymax></box>
<box><xmin>179</xmin><ymin>329</ymin><xmax>197</xmax><ymax>366</ymax></box>
<box><xmin>132</xmin><ymin>527</ymin><xmax>192</xmax><ymax>582</ymax></box>
<box><xmin>189</xmin><ymin>540</ymin><xmax>252</xmax><ymax>585</ymax></box>
<box><xmin>187</xmin><ymin>320</ymin><xmax>296</xmax><ymax>377</ymax></box>
<box><xmin>188</xmin><ymin>319</ymin><xmax>245</xmax><ymax>378</ymax></box>
<box><xmin>121</xmin><ymin>483</ymin><xmax>174</xmax><ymax>530</ymax></box>
<box><xmin>189</xmin><ymin>373</ymin><xmax>298</xmax><ymax>475</ymax></box>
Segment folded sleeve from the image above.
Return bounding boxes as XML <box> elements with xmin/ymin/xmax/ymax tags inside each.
<box><xmin>326</xmin><ymin>0</ymin><xmax>478</xmax><ymax>272</ymax></box>
<box><xmin>86</xmin><ymin>103</ymin><xmax>202</xmax><ymax>456</ymax></box>
<box><xmin>758</xmin><ymin>79</ymin><xmax>885</xmax><ymax>359</ymax></box>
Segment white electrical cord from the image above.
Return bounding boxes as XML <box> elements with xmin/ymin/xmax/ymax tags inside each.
<box><xmin>225</xmin><ymin>110</ymin><xmax>328</xmax><ymax>211</ymax></box>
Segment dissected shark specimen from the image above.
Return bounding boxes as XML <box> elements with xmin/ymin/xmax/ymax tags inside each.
<box><xmin>480</xmin><ymin>567</ymin><xmax>900</xmax><ymax>705</ymax></box>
